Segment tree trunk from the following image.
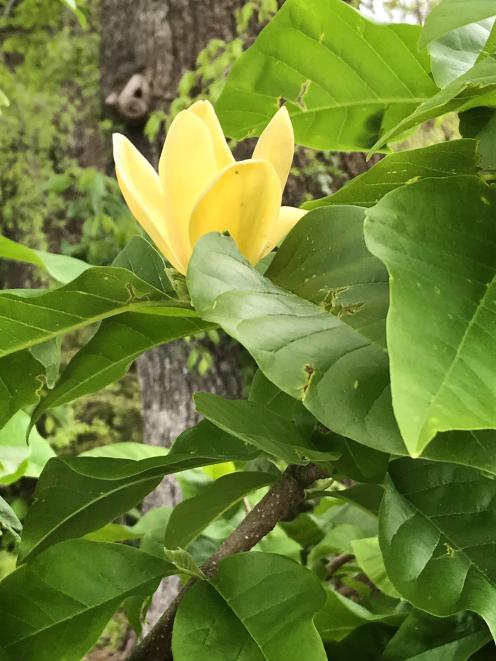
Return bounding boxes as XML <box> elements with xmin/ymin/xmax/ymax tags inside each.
<box><xmin>99</xmin><ymin>0</ymin><xmax>246</xmax><ymax>633</ymax></box>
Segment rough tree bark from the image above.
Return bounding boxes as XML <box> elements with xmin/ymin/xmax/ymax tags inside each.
<box><xmin>99</xmin><ymin>0</ymin><xmax>246</xmax><ymax>632</ymax></box>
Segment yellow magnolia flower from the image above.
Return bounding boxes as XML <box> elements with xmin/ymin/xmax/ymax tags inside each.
<box><xmin>113</xmin><ymin>100</ymin><xmax>306</xmax><ymax>275</ymax></box>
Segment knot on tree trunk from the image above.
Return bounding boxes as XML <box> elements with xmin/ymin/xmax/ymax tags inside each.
<box><xmin>105</xmin><ymin>72</ymin><xmax>151</xmax><ymax>123</ymax></box>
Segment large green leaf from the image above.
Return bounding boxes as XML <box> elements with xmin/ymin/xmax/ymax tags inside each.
<box><xmin>267</xmin><ymin>205</ymin><xmax>388</xmax><ymax>347</ymax></box>
<box><xmin>0</xmin><ymin>266</ymin><xmax>191</xmax><ymax>358</ymax></box>
<box><xmin>303</xmin><ymin>140</ymin><xmax>480</xmax><ymax>211</ymax></box>
<box><xmin>0</xmin><ymin>235</ymin><xmax>89</xmax><ymax>284</ymax></box>
<box><xmin>172</xmin><ymin>552</ymin><xmax>327</xmax><ymax>661</ymax></box>
<box><xmin>188</xmin><ymin>233</ymin><xmax>406</xmax><ymax>456</ymax></box>
<box><xmin>0</xmin><ymin>352</ymin><xmax>44</xmax><ymax>427</ymax></box>
<box><xmin>420</xmin><ymin>0</ymin><xmax>496</xmax><ymax>47</ymax></box>
<box><xmin>19</xmin><ymin>423</ymin><xmax>257</xmax><ymax>563</ymax></box>
<box><xmin>0</xmin><ymin>539</ymin><xmax>173</xmax><ymax>661</ymax></box>
<box><xmin>165</xmin><ymin>472</ymin><xmax>276</xmax><ymax>549</ymax></box>
<box><xmin>365</xmin><ymin>176</ymin><xmax>496</xmax><ymax>456</ymax></box>
<box><xmin>429</xmin><ymin>19</ymin><xmax>496</xmax><ymax>87</ymax></box>
<box><xmin>195</xmin><ymin>392</ymin><xmax>341</xmax><ymax>464</ymax></box>
<box><xmin>373</xmin><ymin>57</ymin><xmax>496</xmax><ymax>152</ymax></box>
<box><xmin>215</xmin><ymin>0</ymin><xmax>436</xmax><ymax>151</ymax></box>
<box><xmin>31</xmin><ymin>312</ymin><xmax>211</xmax><ymax>422</ymax></box>
<box><xmin>380</xmin><ymin>458</ymin><xmax>496</xmax><ymax>638</ymax></box>
<box><xmin>382</xmin><ymin>610</ymin><xmax>490</xmax><ymax>661</ymax></box>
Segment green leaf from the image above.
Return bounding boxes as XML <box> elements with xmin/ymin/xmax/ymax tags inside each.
<box><xmin>0</xmin><ymin>412</ymin><xmax>54</xmax><ymax>484</ymax></box>
<box><xmin>351</xmin><ymin>536</ymin><xmax>399</xmax><ymax>598</ymax></box>
<box><xmin>420</xmin><ymin>0</ymin><xmax>496</xmax><ymax>47</ymax></box>
<box><xmin>365</xmin><ymin>176</ymin><xmax>496</xmax><ymax>456</ymax></box>
<box><xmin>383</xmin><ymin>610</ymin><xmax>490</xmax><ymax>661</ymax></box>
<box><xmin>0</xmin><ymin>496</ymin><xmax>22</xmax><ymax>543</ymax></box>
<box><xmin>315</xmin><ymin>588</ymin><xmax>405</xmax><ymax>643</ymax></box>
<box><xmin>459</xmin><ymin>107</ymin><xmax>496</xmax><ymax>169</ymax></box>
<box><xmin>0</xmin><ymin>352</ymin><xmax>44</xmax><ymax>428</ymax></box>
<box><xmin>19</xmin><ymin>424</ymin><xmax>257</xmax><ymax>563</ymax></box>
<box><xmin>112</xmin><ymin>235</ymin><xmax>173</xmax><ymax>294</ymax></box>
<box><xmin>31</xmin><ymin>312</ymin><xmax>211</xmax><ymax>422</ymax></box>
<box><xmin>429</xmin><ymin>19</ymin><xmax>496</xmax><ymax>87</ymax></box>
<box><xmin>163</xmin><ymin>547</ymin><xmax>206</xmax><ymax>579</ymax></box>
<box><xmin>0</xmin><ymin>266</ymin><xmax>188</xmax><ymax>358</ymax></box>
<box><xmin>425</xmin><ymin>429</ymin><xmax>496</xmax><ymax>476</ymax></box>
<box><xmin>380</xmin><ymin>457</ymin><xmax>496</xmax><ymax>638</ymax></box>
<box><xmin>30</xmin><ymin>338</ymin><xmax>61</xmax><ymax>389</ymax></box>
<box><xmin>0</xmin><ymin>235</ymin><xmax>89</xmax><ymax>284</ymax></box>
<box><xmin>267</xmin><ymin>205</ymin><xmax>388</xmax><ymax>347</ymax></box>
<box><xmin>249</xmin><ymin>371</ymin><xmax>389</xmax><ymax>482</ymax></box>
<box><xmin>80</xmin><ymin>442</ymin><xmax>167</xmax><ymax>460</ymax></box>
<box><xmin>165</xmin><ymin>471</ymin><xmax>277</xmax><ymax>549</ymax></box>
<box><xmin>0</xmin><ymin>539</ymin><xmax>173</xmax><ymax>661</ymax></box>
<box><xmin>195</xmin><ymin>393</ymin><xmax>341</xmax><ymax>464</ymax></box>
<box><xmin>172</xmin><ymin>553</ymin><xmax>327</xmax><ymax>661</ymax></box>
<box><xmin>188</xmin><ymin>234</ymin><xmax>406</xmax><ymax>456</ymax></box>
<box><xmin>303</xmin><ymin>140</ymin><xmax>480</xmax><ymax>211</ymax></box>
<box><xmin>215</xmin><ymin>0</ymin><xmax>437</xmax><ymax>151</ymax></box>
<box><xmin>331</xmin><ymin>437</ymin><xmax>389</xmax><ymax>484</ymax></box>
<box><xmin>372</xmin><ymin>56</ymin><xmax>496</xmax><ymax>152</ymax></box>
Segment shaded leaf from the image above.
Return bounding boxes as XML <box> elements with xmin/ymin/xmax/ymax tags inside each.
<box><xmin>173</xmin><ymin>553</ymin><xmax>327</xmax><ymax>661</ymax></box>
<box><xmin>165</xmin><ymin>471</ymin><xmax>277</xmax><ymax>549</ymax></box>
<box><xmin>315</xmin><ymin>588</ymin><xmax>405</xmax><ymax>643</ymax></box>
<box><xmin>383</xmin><ymin>610</ymin><xmax>490</xmax><ymax>661</ymax></box>
<box><xmin>0</xmin><ymin>539</ymin><xmax>173</xmax><ymax>661</ymax></box>
<box><xmin>0</xmin><ymin>352</ymin><xmax>44</xmax><ymax>428</ymax></box>
<box><xmin>195</xmin><ymin>392</ymin><xmax>341</xmax><ymax>464</ymax></box>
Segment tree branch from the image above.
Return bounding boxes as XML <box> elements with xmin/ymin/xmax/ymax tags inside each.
<box><xmin>127</xmin><ymin>463</ymin><xmax>329</xmax><ymax>661</ymax></box>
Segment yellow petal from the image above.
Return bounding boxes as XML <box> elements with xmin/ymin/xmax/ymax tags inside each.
<box><xmin>189</xmin><ymin>100</ymin><xmax>234</xmax><ymax>171</ymax></box>
<box><xmin>113</xmin><ymin>133</ymin><xmax>182</xmax><ymax>271</ymax></box>
<box><xmin>252</xmin><ymin>106</ymin><xmax>294</xmax><ymax>191</ymax></box>
<box><xmin>189</xmin><ymin>160</ymin><xmax>281</xmax><ymax>265</ymax></box>
<box><xmin>159</xmin><ymin>110</ymin><xmax>218</xmax><ymax>271</ymax></box>
<box><xmin>261</xmin><ymin>206</ymin><xmax>307</xmax><ymax>258</ymax></box>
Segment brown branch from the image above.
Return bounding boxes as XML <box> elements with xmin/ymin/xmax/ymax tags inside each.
<box><xmin>326</xmin><ymin>553</ymin><xmax>355</xmax><ymax>576</ymax></box>
<box><xmin>127</xmin><ymin>463</ymin><xmax>329</xmax><ymax>661</ymax></box>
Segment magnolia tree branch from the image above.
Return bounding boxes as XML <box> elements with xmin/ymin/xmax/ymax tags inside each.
<box><xmin>127</xmin><ymin>463</ymin><xmax>329</xmax><ymax>661</ymax></box>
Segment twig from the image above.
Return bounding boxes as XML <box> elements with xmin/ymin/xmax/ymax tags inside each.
<box><xmin>127</xmin><ymin>463</ymin><xmax>329</xmax><ymax>661</ymax></box>
<box><xmin>327</xmin><ymin>553</ymin><xmax>355</xmax><ymax>576</ymax></box>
